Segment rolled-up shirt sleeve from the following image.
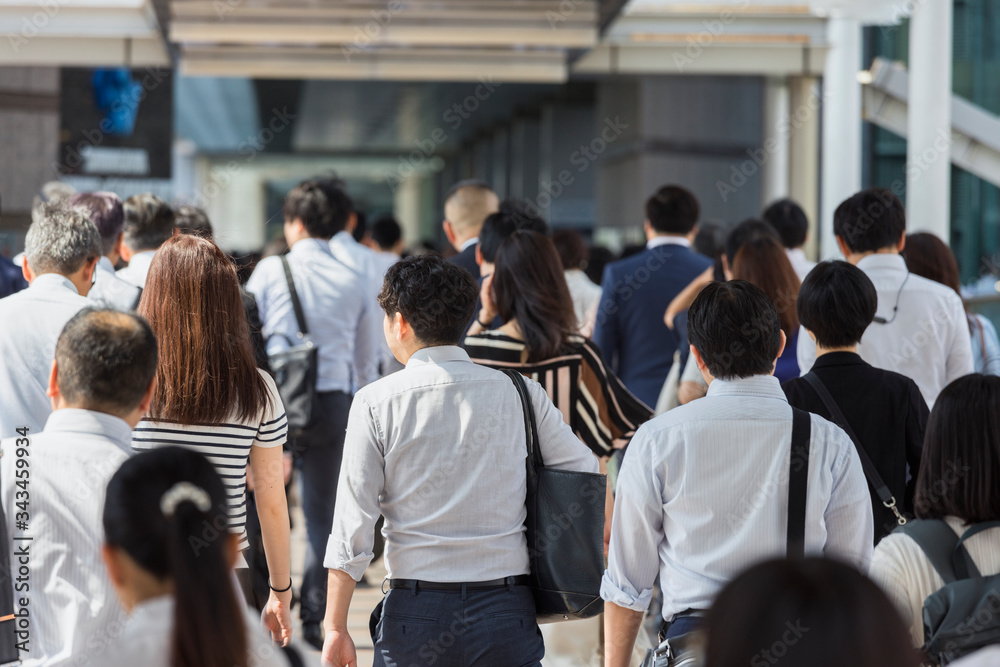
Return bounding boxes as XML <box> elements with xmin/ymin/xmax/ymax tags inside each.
<box><xmin>601</xmin><ymin>425</ymin><xmax>663</xmax><ymax>612</ymax></box>
<box><xmin>324</xmin><ymin>393</ymin><xmax>385</xmax><ymax>580</ymax></box>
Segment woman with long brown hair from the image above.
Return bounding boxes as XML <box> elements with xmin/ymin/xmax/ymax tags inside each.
<box><xmin>133</xmin><ymin>234</ymin><xmax>293</xmax><ymax>645</ymax></box>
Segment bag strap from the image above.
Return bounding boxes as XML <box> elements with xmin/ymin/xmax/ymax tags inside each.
<box><xmin>952</xmin><ymin>521</ymin><xmax>1000</xmax><ymax>579</ymax></box>
<box><xmin>502</xmin><ymin>369</ymin><xmax>543</xmax><ymax>487</ymax></box>
<box><xmin>280</xmin><ymin>255</ymin><xmax>309</xmax><ymax>338</ymax></box>
<box><xmin>897</xmin><ymin>519</ymin><xmax>967</xmax><ymax>583</ymax></box>
<box><xmin>803</xmin><ymin>372</ymin><xmax>906</xmax><ymax>526</ymax></box>
<box><xmin>787</xmin><ymin>407</ymin><xmax>811</xmax><ymax>559</ymax></box>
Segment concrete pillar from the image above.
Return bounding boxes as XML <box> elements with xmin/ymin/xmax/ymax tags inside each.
<box><xmin>906</xmin><ymin>1</ymin><xmax>953</xmax><ymax>240</ymax></box>
<box><xmin>788</xmin><ymin>76</ymin><xmax>821</xmax><ymax>260</ymax></box>
<box><xmin>820</xmin><ymin>17</ymin><xmax>862</xmax><ymax>259</ymax></box>
<box><xmin>394</xmin><ymin>174</ymin><xmax>423</xmax><ymax>246</ymax></box>
<box><xmin>761</xmin><ymin>77</ymin><xmax>790</xmax><ymax>208</ymax></box>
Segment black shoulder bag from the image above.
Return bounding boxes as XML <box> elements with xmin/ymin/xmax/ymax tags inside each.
<box><xmin>803</xmin><ymin>372</ymin><xmax>907</xmax><ymax>537</ymax></box>
<box><xmin>267</xmin><ymin>256</ymin><xmax>320</xmax><ymax>436</ymax></box>
<box><xmin>504</xmin><ymin>369</ymin><xmax>607</xmax><ymax>623</ymax></box>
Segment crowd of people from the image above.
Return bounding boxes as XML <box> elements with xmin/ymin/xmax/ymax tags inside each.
<box><xmin>0</xmin><ymin>175</ymin><xmax>998</xmax><ymax>667</ymax></box>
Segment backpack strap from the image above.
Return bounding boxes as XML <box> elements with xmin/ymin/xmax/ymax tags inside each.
<box><xmin>786</xmin><ymin>407</ymin><xmax>811</xmax><ymax>559</ymax></box>
<box><xmin>952</xmin><ymin>521</ymin><xmax>1000</xmax><ymax>580</ymax></box>
<box><xmin>897</xmin><ymin>520</ymin><xmax>964</xmax><ymax>584</ymax></box>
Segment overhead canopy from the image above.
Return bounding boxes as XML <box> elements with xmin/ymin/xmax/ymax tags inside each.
<box><xmin>170</xmin><ymin>0</ymin><xmax>598</xmax><ymax>83</ymax></box>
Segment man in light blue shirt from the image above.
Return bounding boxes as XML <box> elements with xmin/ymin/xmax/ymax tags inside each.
<box><xmin>71</xmin><ymin>191</ymin><xmax>142</xmax><ymax>311</ymax></box>
<box><xmin>0</xmin><ymin>205</ymin><xmax>101</xmax><ymax>440</ymax></box>
<box><xmin>602</xmin><ymin>281</ymin><xmax>873</xmax><ymax>667</ymax></box>
<box><xmin>116</xmin><ymin>194</ymin><xmax>174</xmax><ymax>290</ymax></box>
<box><xmin>246</xmin><ymin>179</ymin><xmax>381</xmax><ymax>648</ymax></box>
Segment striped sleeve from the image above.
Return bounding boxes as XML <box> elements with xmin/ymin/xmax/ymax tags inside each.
<box><xmin>254</xmin><ymin>371</ymin><xmax>288</xmax><ymax>449</ymax></box>
<box><xmin>576</xmin><ymin>338</ymin><xmax>653</xmax><ymax>455</ymax></box>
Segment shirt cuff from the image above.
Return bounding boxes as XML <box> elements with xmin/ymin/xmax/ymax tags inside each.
<box><xmin>600</xmin><ymin>572</ymin><xmax>654</xmax><ymax>613</ymax></box>
<box><xmin>323</xmin><ymin>534</ymin><xmax>375</xmax><ymax>582</ymax></box>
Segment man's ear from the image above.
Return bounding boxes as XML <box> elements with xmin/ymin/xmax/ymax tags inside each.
<box><xmin>346</xmin><ymin>212</ymin><xmax>358</xmax><ymax>234</ymax></box>
<box><xmin>138</xmin><ymin>377</ymin><xmax>156</xmax><ymax>416</ymax></box>
<box><xmin>21</xmin><ymin>257</ymin><xmax>33</xmax><ymax>283</ymax></box>
<box><xmin>394</xmin><ymin>311</ymin><xmax>410</xmax><ymax>342</ymax></box>
<box><xmin>896</xmin><ymin>234</ymin><xmax>906</xmax><ymax>253</ymax></box>
<box><xmin>46</xmin><ymin>359</ymin><xmax>59</xmax><ymax>399</ymax></box>
<box><xmin>102</xmin><ymin>544</ymin><xmax>126</xmax><ymax>589</ymax></box>
<box><xmin>835</xmin><ymin>235</ymin><xmax>851</xmax><ymax>259</ymax></box>
<box><xmin>475</xmin><ymin>244</ymin><xmax>482</xmax><ymax>267</ymax></box>
<box><xmin>690</xmin><ymin>345</ymin><xmax>707</xmax><ymax>372</ymax></box>
<box><xmin>775</xmin><ymin>329</ymin><xmax>787</xmax><ymax>364</ymax></box>
<box><xmin>112</xmin><ymin>231</ymin><xmax>124</xmax><ymax>259</ymax></box>
<box><xmin>443</xmin><ymin>220</ymin><xmax>457</xmax><ymax>246</ymax></box>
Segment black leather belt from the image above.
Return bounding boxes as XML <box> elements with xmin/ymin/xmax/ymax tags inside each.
<box><xmin>388</xmin><ymin>575</ymin><xmax>530</xmax><ymax>591</ymax></box>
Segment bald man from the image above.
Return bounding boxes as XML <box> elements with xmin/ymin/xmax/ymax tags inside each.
<box><xmin>443</xmin><ymin>180</ymin><xmax>499</xmax><ymax>279</ymax></box>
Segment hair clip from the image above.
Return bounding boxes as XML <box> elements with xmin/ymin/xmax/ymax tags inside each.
<box><xmin>160</xmin><ymin>481</ymin><xmax>212</xmax><ymax>518</ymax></box>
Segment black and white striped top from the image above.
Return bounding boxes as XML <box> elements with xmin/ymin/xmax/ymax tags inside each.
<box><xmin>131</xmin><ymin>369</ymin><xmax>287</xmax><ymax>551</ymax></box>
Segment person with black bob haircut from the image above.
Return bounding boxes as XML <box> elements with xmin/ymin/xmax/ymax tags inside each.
<box><xmin>475</xmin><ymin>199</ymin><xmax>549</xmax><ymax>277</ymax></box>
<box><xmin>783</xmin><ymin>261</ymin><xmax>928</xmax><ymax>542</ymax></box>
<box><xmin>796</xmin><ymin>188</ymin><xmax>972</xmax><ymax>408</ymax></box>
<box><xmin>117</xmin><ymin>193</ymin><xmax>176</xmax><ymax>290</ymax></box>
<box><xmin>320</xmin><ymin>253</ymin><xmax>598</xmax><ymax>667</ymax></box>
<box><xmin>0</xmin><ymin>308</ymin><xmax>158</xmax><ymax>664</ymax></box>
<box><xmin>703</xmin><ymin>558</ymin><xmax>920</xmax><ymax>667</ymax></box>
<box><xmin>603</xmin><ymin>280</ymin><xmax>872</xmax><ymax>667</ymax></box>
<box><xmin>98</xmin><ymin>446</ymin><xmax>289</xmax><ymax>667</ymax></box>
<box><xmin>870</xmin><ymin>374</ymin><xmax>1000</xmax><ymax>649</ymax></box>
<box><xmin>762</xmin><ymin>198</ymin><xmax>816</xmax><ymax>281</ymax></box>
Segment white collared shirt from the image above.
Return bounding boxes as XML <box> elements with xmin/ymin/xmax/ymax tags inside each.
<box><xmin>460</xmin><ymin>236</ymin><xmax>479</xmax><ymax>252</ymax></box>
<box><xmin>796</xmin><ymin>253</ymin><xmax>973</xmax><ymax>407</ymax></box>
<box><xmin>564</xmin><ymin>268</ymin><xmax>602</xmax><ymax>337</ymax></box>
<box><xmin>602</xmin><ymin>375</ymin><xmax>873</xmax><ymax>621</ymax></box>
<box><xmin>115</xmin><ymin>250</ymin><xmax>157</xmax><ymax>290</ymax></box>
<box><xmin>1</xmin><ymin>409</ymin><xmax>134</xmax><ymax>666</ymax></box>
<box><xmin>89</xmin><ymin>256</ymin><xmax>142</xmax><ymax>311</ymax></box>
<box><xmin>246</xmin><ymin>238</ymin><xmax>381</xmax><ymax>392</ymax></box>
<box><xmin>0</xmin><ymin>274</ymin><xmax>91</xmax><ymax>439</ymax></box>
<box><xmin>786</xmin><ymin>247</ymin><xmax>816</xmax><ymax>282</ymax></box>
<box><xmin>646</xmin><ymin>235</ymin><xmax>691</xmax><ymax>250</ymax></box>
<box><xmin>324</xmin><ymin>345</ymin><xmax>599</xmax><ymax>582</ymax></box>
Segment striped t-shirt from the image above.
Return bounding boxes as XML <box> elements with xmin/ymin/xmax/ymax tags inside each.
<box><xmin>132</xmin><ymin>369</ymin><xmax>287</xmax><ymax>551</ymax></box>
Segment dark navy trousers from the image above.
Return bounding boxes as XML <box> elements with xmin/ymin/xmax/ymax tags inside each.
<box><xmin>370</xmin><ymin>584</ymin><xmax>544</xmax><ymax>666</ymax></box>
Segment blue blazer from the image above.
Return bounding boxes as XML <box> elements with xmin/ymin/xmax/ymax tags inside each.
<box><xmin>449</xmin><ymin>244</ymin><xmax>480</xmax><ymax>280</ymax></box>
<box><xmin>593</xmin><ymin>244</ymin><xmax>712</xmax><ymax>407</ymax></box>
<box><xmin>0</xmin><ymin>255</ymin><xmax>27</xmax><ymax>300</ymax></box>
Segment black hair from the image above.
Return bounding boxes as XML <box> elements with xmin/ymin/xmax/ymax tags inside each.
<box><xmin>551</xmin><ymin>229</ymin><xmax>589</xmax><ymax>271</ymax></box>
<box><xmin>371</xmin><ymin>215</ymin><xmax>402</xmax><ymax>250</ymax></box>
<box><xmin>352</xmin><ymin>209</ymin><xmax>367</xmax><ymax>243</ymax></box>
<box><xmin>724</xmin><ymin>218</ymin><xmax>781</xmax><ymax>266</ymax></box>
<box><xmin>313</xmin><ymin>177</ymin><xmax>354</xmax><ymax>236</ymax></box>
<box><xmin>833</xmin><ymin>188</ymin><xmax>906</xmax><ymax>254</ymax></box>
<box><xmin>378</xmin><ymin>253</ymin><xmax>478</xmax><ymax>346</ymax></box>
<box><xmin>797</xmin><ymin>261</ymin><xmax>877</xmax><ymax>349</ymax></box>
<box><xmin>704</xmin><ymin>558</ymin><xmax>919</xmax><ymax>667</ymax></box>
<box><xmin>103</xmin><ymin>447</ymin><xmax>247</xmax><ymax>667</ymax></box>
<box><xmin>56</xmin><ymin>308</ymin><xmax>158</xmax><ymax>415</ymax></box>
<box><xmin>693</xmin><ymin>220</ymin><xmax>725</xmax><ymax>260</ymax></box>
<box><xmin>762</xmin><ymin>198</ymin><xmax>809</xmax><ymax>249</ymax></box>
<box><xmin>915</xmin><ymin>374</ymin><xmax>1000</xmax><ymax>524</ymax></box>
<box><xmin>687</xmin><ymin>280</ymin><xmax>782</xmax><ymax>379</ymax></box>
<box><xmin>70</xmin><ymin>192</ymin><xmax>124</xmax><ymax>256</ymax></box>
<box><xmin>478</xmin><ymin>199</ymin><xmax>549</xmax><ymax>263</ymax></box>
<box><xmin>645</xmin><ymin>185</ymin><xmax>699</xmax><ymax>235</ymax></box>
<box><xmin>174</xmin><ymin>205</ymin><xmax>213</xmax><ymax>239</ymax></box>
<box><xmin>283</xmin><ymin>180</ymin><xmax>335</xmax><ymax>240</ymax></box>
<box><xmin>123</xmin><ymin>193</ymin><xmax>175</xmax><ymax>252</ymax></box>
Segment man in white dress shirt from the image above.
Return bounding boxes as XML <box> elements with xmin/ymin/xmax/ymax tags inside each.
<box><xmin>795</xmin><ymin>188</ymin><xmax>973</xmax><ymax>407</ymax></box>
<box><xmin>246</xmin><ymin>179</ymin><xmax>382</xmax><ymax>649</ymax></box>
<box><xmin>1</xmin><ymin>308</ymin><xmax>158</xmax><ymax>666</ymax></box>
<box><xmin>602</xmin><ymin>281</ymin><xmax>873</xmax><ymax>667</ymax></box>
<box><xmin>0</xmin><ymin>205</ymin><xmax>101</xmax><ymax>440</ymax></box>
<box><xmin>70</xmin><ymin>191</ymin><xmax>142</xmax><ymax>311</ymax></box>
<box><xmin>763</xmin><ymin>198</ymin><xmax>816</xmax><ymax>282</ymax></box>
<box><xmin>115</xmin><ymin>194</ymin><xmax>174</xmax><ymax>290</ymax></box>
<box><xmin>321</xmin><ymin>253</ymin><xmax>598</xmax><ymax>667</ymax></box>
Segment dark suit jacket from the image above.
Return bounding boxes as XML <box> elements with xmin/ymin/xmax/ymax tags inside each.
<box><xmin>782</xmin><ymin>352</ymin><xmax>928</xmax><ymax>543</ymax></box>
<box><xmin>593</xmin><ymin>243</ymin><xmax>712</xmax><ymax>407</ymax></box>
<box><xmin>0</xmin><ymin>255</ymin><xmax>27</xmax><ymax>300</ymax></box>
<box><xmin>449</xmin><ymin>244</ymin><xmax>480</xmax><ymax>280</ymax></box>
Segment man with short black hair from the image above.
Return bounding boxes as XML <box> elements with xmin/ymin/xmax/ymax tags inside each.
<box><xmin>603</xmin><ymin>280</ymin><xmax>872</xmax><ymax>666</ymax></box>
<box><xmin>72</xmin><ymin>191</ymin><xmax>143</xmax><ymax>311</ymax></box>
<box><xmin>320</xmin><ymin>253</ymin><xmax>597</xmax><ymax>667</ymax></box>
<box><xmin>593</xmin><ymin>185</ymin><xmax>713</xmax><ymax>407</ymax></box>
<box><xmin>0</xmin><ymin>205</ymin><xmax>101</xmax><ymax>438</ymax></box>
<box><xmin>246</xmin><ymin>179</ymin><xmax>381</xmax><ymax>647</ymax></box>
<box><xmin>783</xmin><ymin>261</ymin><xmax>928</xmax><ymax>542</ymax></box>
<box><xmin>444</xmin><ymin>180</ymin><xmax>499</xmax><ymax>279</ymax></box>
<box><xmin>796</xmin><ymin>188</ymin><xmax>972</xmax><ymax>407</ymax></box>
<box><xmin>1</xmin><ymin>308</ymin><xmax>158</xmax><ymax>666</ymax></box>
<box><xmin>173</xmin><ymin>204</ymin><xmax>214</xmax><ymax>238</ymax></box>
<box><xmin>763</xmin><ymin>198</ymin><xmax>816</xmax><ymax>281</ymax></box>
<box><xmin>116</xmin><ymin>193</ymin><xmax>175</xmax><ymax>289</ymax></box>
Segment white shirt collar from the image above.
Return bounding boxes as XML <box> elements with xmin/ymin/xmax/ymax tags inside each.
<box><xmin>98</xmin><ymin>256</ymin><xmax>116</xmax><ymax>274</ymax></box>
<box><xmin>647</xmin><ymin>235</ymin><xmax>691</xmax><ymax>250</ymax></box>
<box><xmin>333</xmin><ymin>230</ymin><xmax>358</xmax><ymax>246</ymax></box>
<box><xmin>856</xmin><ymin>253</ymin><xmax>907</xmax><ymax>274</ymax></box>
<box><xmin>406</xmin><ymin>345</ymin><xmax>472</xmax><ymax>367</ymax></box>
<box><xmin>460</xmin><ymin>237</ymin><xmax>479</xmax><ymax>252</ymax></box>
<box><xmin>29</xmin><ymin>272</ymin><xmax>80</xmax><ymax>295</ymax></box>
<box><xmin>706</xmin><ymin>374</ymin><xmax>786</xmax><ymax>400</ymax></box>
<box><xmin>42</xmin><ymin>408</ymin><xmax>134</xmax><ymax>455</ymax></box>
<box><xmin>290</xmin><ymin>238</ymin><xmax>334</xmax><ymax>257</ymax></box>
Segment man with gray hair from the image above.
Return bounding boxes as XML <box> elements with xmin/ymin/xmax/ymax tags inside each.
<box><xmin>71</xmin><ymin>191</ymin><xmax>143</xmax><ymax>311</ymax></box>
<box><xmin>0</xmin><ymin>204</ymin><xmax>101</xmax><ymax>439</ymax></box>
<box><xmin>116</xmin><ymin>193</ymin><xmax>175</xmax><ymax>289</ymax></box>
